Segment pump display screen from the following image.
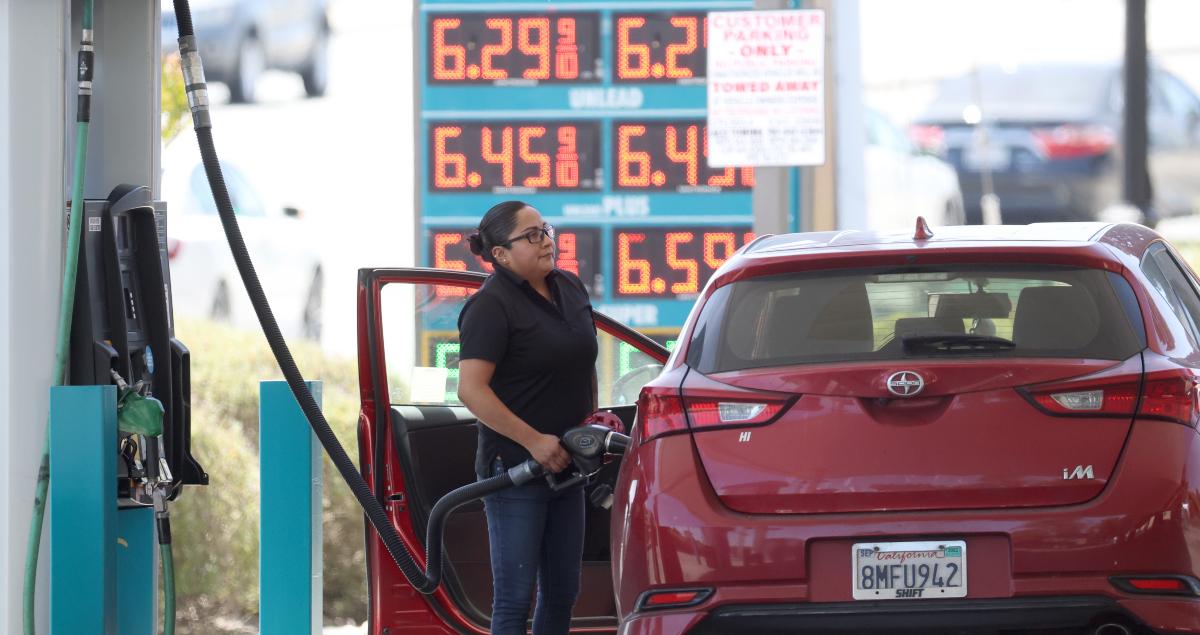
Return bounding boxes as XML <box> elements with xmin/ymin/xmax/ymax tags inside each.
<box><xmin>430</xmin><ymin>121</ymin><xmax>602</xmax><ymax>192</ymax></box>
<box><xmin>428</xmin><ymin>227</ymin><xmax>601</xmax><ymax>286</ymax></box>
<box><xmin>612</xmin><ymin>12</ymin><xmax>707</xmax><ymax>82</ymax></box>
<box><xmin>612</xmin><ymin>227</ymin><xmax>754</xmax><ymax>298</ymax></box>
<box><xmin>613</xmin><ymin>121</ymin><xmax>755</xmax><ymax>191</ymax></box>
<box><xmin>427</xmin><ymin>13</ymin><xmax>602</xmax><ymax>83</ymax></box>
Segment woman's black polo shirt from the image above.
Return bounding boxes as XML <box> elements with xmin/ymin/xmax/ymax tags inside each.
<box><xmin>457</xmin><ymin>265</ymin><xmax>598</xmax><ymax>477</ymax></box>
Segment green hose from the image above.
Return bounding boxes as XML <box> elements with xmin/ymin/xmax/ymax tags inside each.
<box><xmin>161</xmin><ymin>541</ymin><xmax>175</xmax><ymax>635</ymax></box>
<box><xmin>23</xmin><ymin>1</ymin><xmax>93</xmax><ymax>632</ymax></box>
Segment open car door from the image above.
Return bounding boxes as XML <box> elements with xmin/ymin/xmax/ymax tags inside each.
<box><xmin>357</xmin><ymin>267</ymin><xmax>669</xmax><ymax>635</ymax></box>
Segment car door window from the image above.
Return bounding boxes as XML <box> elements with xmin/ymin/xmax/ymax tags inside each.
<box><xmin>189</xmin><ymin>163</ymin><xmax>266</xmax><ymax>218</ymax></box>
<box><xmin>1156</xmin><ymin>72</ymin><xmax>1198</xmax><ymax>119</ymax></box>
<box><xmin>1142</xmin><ymin>244</ymin><xmax>1200</xmax><ymax>350</ymax></box>
<box><xmin>1157</xmin><ymin>71</ymin><xmax>1200</xmax><ymax>146</ymax></box>
<box><xmin>866</xmin><ymin>110</ymin><xmax>911</xmax><ymax>154</ymax></box>
<box><xmin>598</xmin><ymin>330</ymin><xmax>671</xmax><ymax>407</ymax></box>
<box><xmin>381</xmin><ymin>280</ymin><xmax>473</xmax><ymax>405</ymax></box>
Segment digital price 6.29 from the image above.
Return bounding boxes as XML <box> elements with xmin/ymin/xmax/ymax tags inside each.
<box><xmin>613</xmin><ymin>12</ymin><xmax>707</xmax><ymax>82</ymax></box>
<box><xmin>428</xmin><ymin>13</ymin><xmax>602</xmax><ymax>83</ymax></box>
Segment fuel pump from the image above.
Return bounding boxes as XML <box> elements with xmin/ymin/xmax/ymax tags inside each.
<box><xmin>69</xmin><ymin>183</ymin><xmax>207</xmax><ymax>503</ymax></box>
<box><xmin>66</xmin><ymin>183</ymin><xmax>207</xmax><ymax>634</ymax></box>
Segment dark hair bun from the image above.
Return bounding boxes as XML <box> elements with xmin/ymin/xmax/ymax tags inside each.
<box><xmin>467</xmin><ymin>232</ymin><xmax>485</xmax><ymax>255</ymax></box>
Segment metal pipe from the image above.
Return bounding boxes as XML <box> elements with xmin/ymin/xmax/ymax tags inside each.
<box><xmin>1123</xmin><ymin>0</ymin><xmax>1150</xmax><ymax>220</ymax></box>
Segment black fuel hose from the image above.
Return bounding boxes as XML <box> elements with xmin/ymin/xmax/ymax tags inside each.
<box><xmin>423</xmin><ymin>461</ymin><xmax>543</xmax><ymax>589</ymax></box>
<box><xmin>170</xmin><ymin>0</ymin><xmax>530</xmax><ymax>595</ymax></box>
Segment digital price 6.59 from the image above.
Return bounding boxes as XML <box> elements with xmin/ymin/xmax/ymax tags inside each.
<box><xmin>614</xmin><ymin>227</ymin><xmax>754</xmax><ymax>298</ymax></box>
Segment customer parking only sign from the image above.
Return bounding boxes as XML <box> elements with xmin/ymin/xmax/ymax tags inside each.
<box><xmin>706</xmin><ymin>10</ymin><xmax>825</xmax><ymax>167</ymax></box>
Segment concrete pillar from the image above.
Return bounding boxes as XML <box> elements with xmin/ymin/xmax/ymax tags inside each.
<box><xmin>1</xmin><ymin>1</ymin><xmax>68</xmax><ymax>632</ymax></box>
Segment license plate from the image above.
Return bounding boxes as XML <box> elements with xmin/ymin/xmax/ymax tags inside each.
<box><xmin>852</xmin><ymin>540</ymin><xmax>967</xmax><ymax>600</ymax></box>
<box><xmin>964</xmin><ymin>144</ymin><xmax>1009</xmax><ymax>171</ymax></box>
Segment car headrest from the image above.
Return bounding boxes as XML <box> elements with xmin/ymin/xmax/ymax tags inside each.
<box><xmin>809</xmin><ymin>282</ymin><xmax>874</xmax><ymax>342</ymax></box>
<box><xmin>1012</xmin><ymin>285</ymin><xmax>1099</xmax><ymax>350</ymax></box>
<box><xmin>764</xmin><ymin>283</ymin><xmax>874</xmax><ymax>357</ymax></box>
<box><xmin>893</xmin><ymin>316</ymin><xmax>966</xmax><ymax>339</ymax></box>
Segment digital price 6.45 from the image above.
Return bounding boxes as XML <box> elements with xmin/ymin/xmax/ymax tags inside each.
<box><xmin>614</xmin><ymin>228</ymin><xmax>754</xmax><ymax>298</ymax></box>
<box><xmin>615</xmin><ymin>121</ymin><xmax>755</xmax><ymax>191</ymax></box>
<box><xmin>431</xmin><ymin>121</ymin><xmax>601</xmax><ymax>191</ymax></box>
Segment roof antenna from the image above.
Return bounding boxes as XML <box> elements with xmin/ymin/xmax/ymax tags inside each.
<box><xmin>914</xmin><ymin>216</ymin><xmax>934</xmax><ymax>240</ymax></box>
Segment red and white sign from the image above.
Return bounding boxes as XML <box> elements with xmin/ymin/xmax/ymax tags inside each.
<box><xmin>706</xmin><ymin>10</ymin><xmax>825</xmax><ymax>167</ymax></box>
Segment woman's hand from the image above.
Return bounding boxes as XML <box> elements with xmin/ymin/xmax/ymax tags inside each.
<box><xmin>525</xmin><ymin>433</ymin><xmax>571</xmax><ymax>473</ymax></box>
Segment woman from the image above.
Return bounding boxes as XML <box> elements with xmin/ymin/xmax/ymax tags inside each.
<box><xmin>456</xmin><ymin>200</ymin><xmax>599</xmax><ymax>635</ymax></box>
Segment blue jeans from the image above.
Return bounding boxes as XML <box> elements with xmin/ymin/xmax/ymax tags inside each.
<box><xmin>482</xmin><ymin>457</ymin><xmax>585</xmax><ymax>635</ymax></box>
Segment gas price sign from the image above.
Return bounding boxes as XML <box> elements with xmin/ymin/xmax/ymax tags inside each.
<box><xmin>430</xmin><ymin>122</ymin><xmax>602</xmax><ymax>191</ymax></box>
<box><xmin>614</xmin><ymin>121</ymin><xmax>755</xmax><ymax>191</ymax></box>
<box><xmin>428</xmin><ymin>227</ymin><xmax>602</xmax><ymax>292</ymax></box>
<box><xmin>419</xmin><ymin>0</ymin><xmax>756</xmax><ymax>337</ymax></box>
<box><xmin>614</xmin><ymin>227</ymin><xmax>754</xmax><ymax>297</ymax></box>
<box><xmin>428</xmin><ymin>14</ymin><xmax>602</xmax><ymax>83</ymax></box>
<box><xmin>613</xmin><ymin>13</ymin><xmax>707</xmax><ymax>83</ymax></box>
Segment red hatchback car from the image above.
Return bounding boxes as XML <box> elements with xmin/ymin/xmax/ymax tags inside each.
<box><xmin>357</xmin><ymin>221</ymin><xmax>1200</xmax><ymax>635</ymax></box>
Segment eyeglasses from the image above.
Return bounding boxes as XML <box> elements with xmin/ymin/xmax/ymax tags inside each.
<box><xmin>500</xmin><ymin>223</ymin><xmax>555</xmax><ymax>247</ymax></box>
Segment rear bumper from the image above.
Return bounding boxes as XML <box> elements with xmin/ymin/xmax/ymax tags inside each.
<box><xmin>959</xmin><ymin>171</ymin><xmax>1118</xmax><ymax>224</ymax></box>
<box><xmin>619</xmin><ymin>595</ymin><xmax>1200</xmax><ymax>634</ymax></box>
<box><xmin>611</xmin><ymin>420</ymin><xmax>1200</xmax><ymax>632</ymax></box>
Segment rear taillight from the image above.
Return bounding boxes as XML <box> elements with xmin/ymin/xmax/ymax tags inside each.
<box><xmin>1110</xmin><ymin>575</ymin><xmax>1200</xmax><ymax>596</ymax></box>
<box><xmin>167</xmin><ymin>237</ymin><xmax>182</xmax><ymax>261</ymax></box>
<box><xmin>685</xmin><ymin>398</ymin><xmax>789</xmax><ymax>429</ymax></box>
<box><xmin>636</xmin><ymin>385</ymin><xmax>688</xmax><ymax>443</ymax></box>
<box><xmin>1138</xmin><ymin>370</ymin><xmax>1199</xmax><ymax>425</ymax></box>
<box><xmin>1022</xmin><ymin>368</ymin><xmax>1199</xmax><ymax>426</ymax></box>
<box><xmin>1025</xmin><ymin>375</ymin><xmax>1139</xmax><ymax>417</ymax></box>
<box><xmin>909</xmin><ymin>124</ymin><xmax>945</xmax><ymax>155</ymax></box>
<box><xmin>636</xmin><ymin>387</ymin><xmax>794</xmax><ymax>444</ymax></box>
<box><xmin>1032</xmin><ymin>124</ymin><xmax>1115</xmax><ymax>160</ymax></box>
<box><xmin>637</xmin><ymin>588</ymin><xmax>713</xmax><ymax>611</ymax></box>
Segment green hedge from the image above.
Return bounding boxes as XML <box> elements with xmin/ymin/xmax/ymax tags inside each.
<box><xmin>170</xmin><ymin>318</ymin><xmax>366</xmax><ymax>632</ymax></box>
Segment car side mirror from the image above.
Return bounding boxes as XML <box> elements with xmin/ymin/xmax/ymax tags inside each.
<box><xmin>283</xmin><ymin>206</ymin><xmax>303</xmax><ymax>219</ymax></box>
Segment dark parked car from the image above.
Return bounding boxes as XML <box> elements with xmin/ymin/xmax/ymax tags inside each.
<box><xmin>161</xmin><ymin>0</ymin><xmax>329</xmax><ymax>103</ymax></box>
<box><xmin>911</xmin><ymin>63</ymin><xmax>1200</xmax><ymax>225</ymax></box>
<box><xmin>357</xmin><ymin>221</ymin><xmax>1200</xmax><ymax>634</ymax></box>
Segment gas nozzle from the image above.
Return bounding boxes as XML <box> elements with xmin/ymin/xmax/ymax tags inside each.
<box><xmin>561</xmin><ymin>424</ymin><xmax>612</xmax><ymax>460</ymax></box>
<box><xmin>507</xmin><ymin>459</ymin><xmax>544</xmax><ymax>487</ymax></box>
<box><xmin>540</xmin><ymin>424</ymin><xmax>632</xmax><ymax>491</ymax></box>
<box><xmin>604</xmin><ymin>430</ymin><xmax>630</xmax><ymax>455</ymax></box>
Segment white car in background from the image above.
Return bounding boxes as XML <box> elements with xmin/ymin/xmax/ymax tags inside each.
<box><xmin>865</xmin><ymin>108</ymin><xmax>965</xmax><ymax>230</ymax></box>
<box><xmin>160</xmin><ymin>134</ymin><xmax>324</xmax><ymax>340</ymax></box>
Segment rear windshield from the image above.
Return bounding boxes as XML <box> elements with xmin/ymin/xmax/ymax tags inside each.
<box><xmin>685</xmin><ymin>266</ymin><xmax>1145</xmax><ymax>373</ymax></box>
